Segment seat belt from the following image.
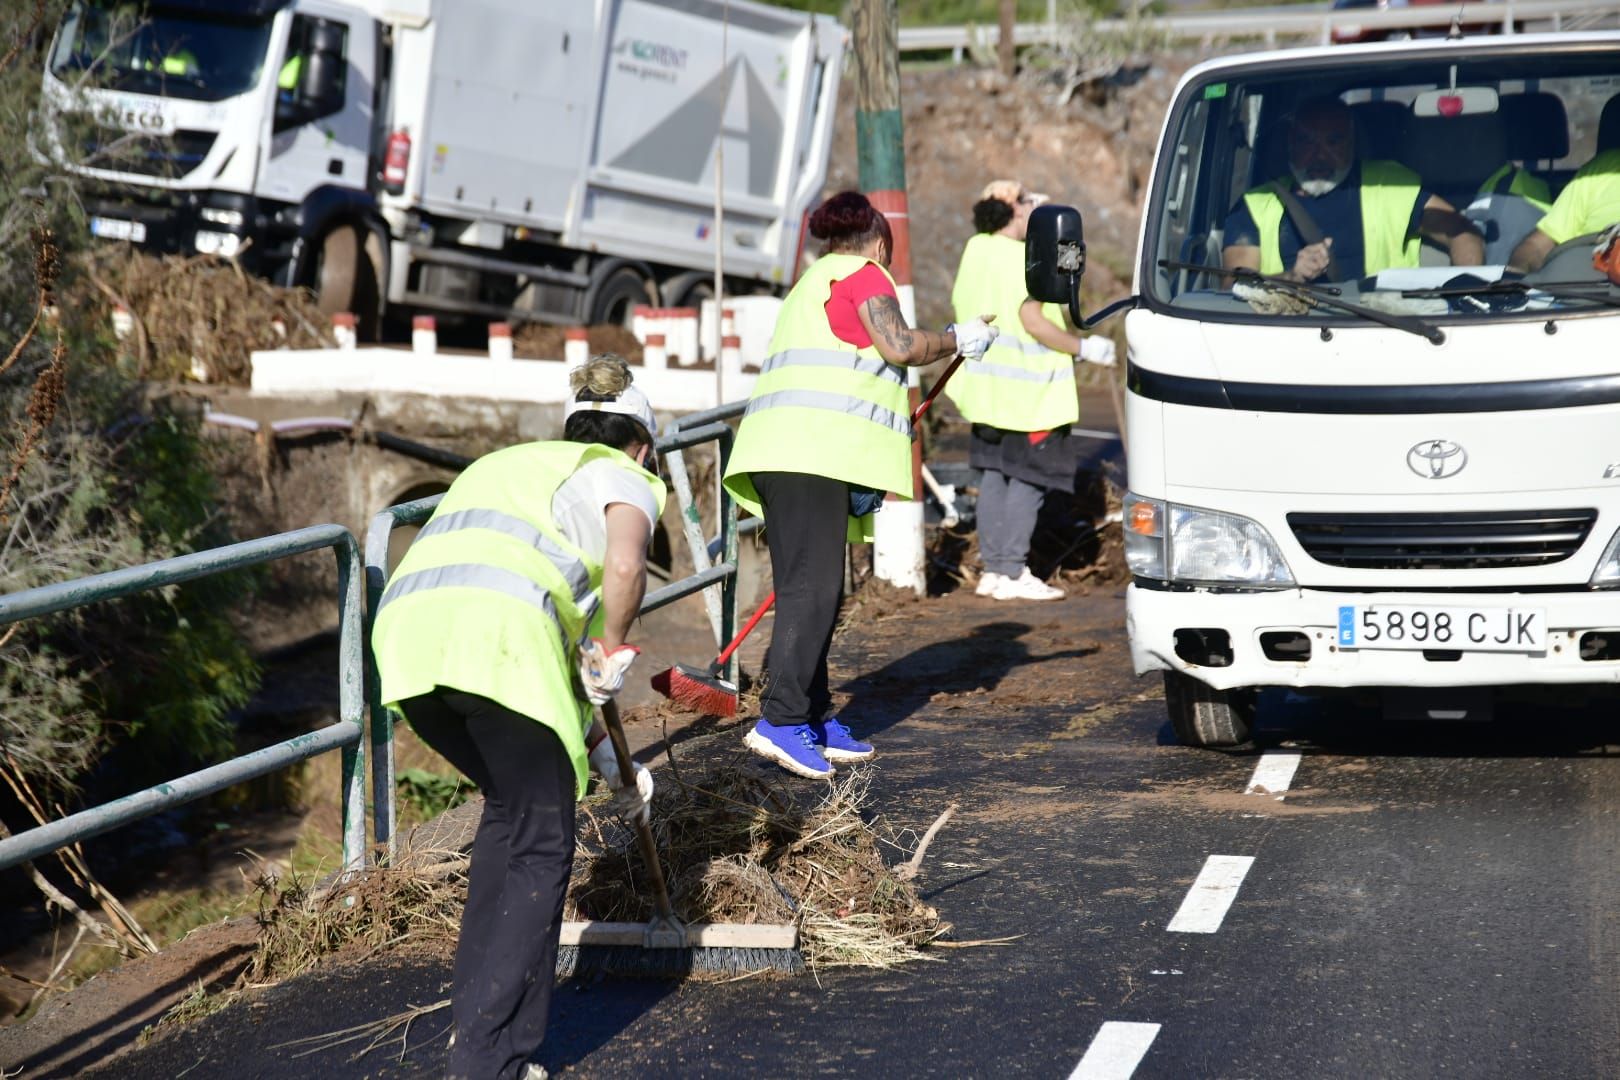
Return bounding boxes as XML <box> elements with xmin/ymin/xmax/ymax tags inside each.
<box><xmin>1269</xmin><ymin>181</ymin><xmax>1345</xmax><ymax>281</ymax></box>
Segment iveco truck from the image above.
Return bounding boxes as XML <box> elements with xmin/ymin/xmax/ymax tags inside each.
<box><xmin>1027</xmin><ymin>32</ymin><xmax>1620</xmax><ymax>745</ymax></box>
<box><xmin>38</xmin><ymin>0</ymin><xmax>843</xmax><ymax>336</ymax></box>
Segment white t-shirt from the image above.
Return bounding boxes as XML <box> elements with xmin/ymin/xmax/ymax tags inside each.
<box><xmin>550</xmin><ymin>457</ymin><xmax>659</xmax><ymax>559</ymax></box>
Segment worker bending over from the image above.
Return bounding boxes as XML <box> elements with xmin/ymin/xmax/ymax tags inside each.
<box><xmin>370</xmin><ymin>355</ymin><xmax>663</xmax><ymax>1080</ymax></box>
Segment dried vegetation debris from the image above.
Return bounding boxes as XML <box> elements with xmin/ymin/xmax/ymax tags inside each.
<box><xmin>75</xmin><ymin>248</ymin><xmax>334</xmax><ymax>384</ymax></box>
<box><xmin>570</xmin><ymin>758</ymin><xmax>948</xmax><ymax>971</ymax></box>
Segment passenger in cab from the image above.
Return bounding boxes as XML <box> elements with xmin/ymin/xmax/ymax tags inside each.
<box><xmin>1508</xmin><ymin>148</ymin><xmax>1620</xmax><ymax>272</ymax></box>
<box><xmin>1222</xmin><ymin>96</ymin><xmax>1484</xmax><ymax>284</ymax></box>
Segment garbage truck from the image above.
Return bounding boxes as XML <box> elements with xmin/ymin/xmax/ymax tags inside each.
<box><xmin>38</xmin><ymin>0</ymin><xmax>844</xmax><ymax>337</ymax></box>
<box><xmin>1025</xmin><ymin>31</ymin><xmax>1620</xmax><ymax>745</ymax></box>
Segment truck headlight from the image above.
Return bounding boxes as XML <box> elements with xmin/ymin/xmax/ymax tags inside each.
<box><xmin>1169</xmin><ymin>505</ymin><xmax>1294</xmax><ymax>587</ymax></box>
<box><xmin>1124</xmin><ymin>493</ymin><xmax>1166</xmax><ymax>579</ymax></box>
<box><xmin>199</xmin><ymin>207</ymin><xmax>244</xmax><ymax>228</ymax></box>
<box><xmin>194</xmin><ymin>230</ymin><xmax>243</xmax><ymax>258</ymax></box>
<box><xmin>1591</xmin><ymin>529</ymin><xmax>1620</xmax><ymax>586</ymax></box>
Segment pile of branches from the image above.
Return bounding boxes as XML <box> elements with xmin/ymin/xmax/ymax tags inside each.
<box><xmin>76</xmin><ymin>248</ymin><xmax>334</xmax><ymax>384</ymax></box>
<box><xmin>513</xmin><ymin>322</ymin><xmax>643</xmax><ymax>363</ymax></box>
<box><xmin>569</xmin><ymin>758</ymin><xmax>947</xmax><ymax>971</ymax></box>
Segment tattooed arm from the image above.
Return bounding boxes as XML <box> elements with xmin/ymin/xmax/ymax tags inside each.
<box><xmin>856</xmin><ymin>293</ymin><xmax>959</xmax><ymax>367</ymax></box>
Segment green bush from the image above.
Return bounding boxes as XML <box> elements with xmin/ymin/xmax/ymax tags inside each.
<box><xmin>397</xmin><ymin>768</ymin><xmax>476</xmax><ymax>821</ymax></box>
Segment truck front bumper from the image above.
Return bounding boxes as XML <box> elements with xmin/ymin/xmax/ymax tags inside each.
<box><xmin>1127</xmin><ymin>582</ymin><xmax>1620</xmax><ymax>690</ymax></box>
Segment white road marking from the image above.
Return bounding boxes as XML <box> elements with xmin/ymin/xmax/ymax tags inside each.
<box><xmin>1068</xmin><ymin>1021</ymin><xmax>1161</xmax><ymax>1080</ymax></box>
<box><xmin>1166</xmin><ymin>855</ymin><xmax>1255</xmax><ymax>933</ymax></box>
<box><xmin>1244</xmin><ymin>751</ymin><xmax>1302</xmax><ymax>799</ymax></box>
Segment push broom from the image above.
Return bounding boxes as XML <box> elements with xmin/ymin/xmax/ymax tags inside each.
<box><xmin>650</xmin><ymin>347</ymin><xmax>974</xmax><ymax>717</ymax></box>
<box><xmin>555</xmin><ymin>700</ymin><xmax>803</xmax><ymax>977</ymax></box>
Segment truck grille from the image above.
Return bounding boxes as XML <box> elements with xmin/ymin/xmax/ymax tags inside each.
<box><xmin>68</xmin><ymin>115</ymin><xmax>216</xmax><ymax>178</ymax></box>
<box><xmin>1287</xmin><ymin>509</ymin><xmax>1597</xmax><ymax>570</ymax></box>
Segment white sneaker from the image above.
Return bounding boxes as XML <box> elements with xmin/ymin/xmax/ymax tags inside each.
<box><xmin>524</xmin><ymin>1066</ymin><xmax>549</xmax><ymax>1080</ymax></box>
<box><xmin>974</xmin><ymin>572</ymin><xmax>1005</xmax><ymax>597</ymax></box>
<box><xmin>991</xmin><ymin>568</ymin><xmax>1065</xmax><ymax>601</ymax></box>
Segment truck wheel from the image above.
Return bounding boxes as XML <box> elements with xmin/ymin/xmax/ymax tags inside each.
<box><xmin>1164</xmin><ymin>670</ymin><xmax>1255</xmax><ymax>748</ymax></box>
<box><xmin>588</xmin><ymin>266</ymin><xmax>654</xmax><ymax>328</ymax></box>
<box><xmin>661</xmin><ymin>270</ymin><xmax>714</xmax><ymax>309</ymax></box>
<box><xmin>313</xmin><ymin>224</ymin><xmax>381</xmax><ymax>340</ymax></box>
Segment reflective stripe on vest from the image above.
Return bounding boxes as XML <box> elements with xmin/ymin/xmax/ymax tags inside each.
<box><xmin>379</xmin><ymin>562</ymin><xmax>560</xmax><ymax>622</ymax></box>
<box><xmin>758</xmin><ymin>347</ymin><xmax>906</xmax><ymax>385</ymax></box>
<box><xmin>743</xmin><ymin>388</ymin><xmax>910</xmax><ymax>435</ymax></box>
<box><xmin>946</xmin><ymin>232</ymin><xmax>1079</xmax><ymax>430</ymax></box>
<box><xmin>1241</xmin><ymin>161</ymin><xmax>1422</xmax><ymax>277</ymax></box>
<box><xmin>722</xmin><ymin>252</ymin><xmax>915</xmax><ymax>539</ymax></box>
<box><xmin>415</xmin><ymin>508</ymin><xmax>591</xmax><ymax>605</ymax></box>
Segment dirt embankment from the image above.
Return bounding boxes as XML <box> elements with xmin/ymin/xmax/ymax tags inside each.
<box><xmin>825</xmin><ymin>57</ymin><xmax>1196</xmax><ymax>329</ymax></box>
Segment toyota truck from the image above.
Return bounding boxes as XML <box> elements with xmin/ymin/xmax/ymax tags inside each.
<box><xmin>1026</xmin><ymin>31</ymin><xmax>1620</xmax><ymax>745</ymax></box>
<box><xmin>38</xmin><ymin>0</ymin><xmax>843</xmax><ymax>337</ymax></box>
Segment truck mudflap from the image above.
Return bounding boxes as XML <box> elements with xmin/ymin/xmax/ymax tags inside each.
<box><xmin>1127</xmin><ymin>583</ymin><xmax>1620</xmax><ymax>691</ymax></box>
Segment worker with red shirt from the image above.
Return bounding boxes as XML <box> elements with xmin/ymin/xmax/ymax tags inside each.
<box><xmin>723</xmin><ymin>191</ymin><xmax>997</xmax><ymax>778</ymax></box>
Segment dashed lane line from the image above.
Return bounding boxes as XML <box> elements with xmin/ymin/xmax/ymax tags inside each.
<box><xmin>1244</xmin><ymin>751</ymin><xmax>1302</xmax><ymax>799</ymax></box>
<box><xmin>1067</xmin><ymin>1021</ymin><xmax>1162</xmax><ymax>1080</ymax></box>
<box><xmin>1166</xmin><ymin>854</ymin><xmax>1255</xmax><ymax>934</ymax></box>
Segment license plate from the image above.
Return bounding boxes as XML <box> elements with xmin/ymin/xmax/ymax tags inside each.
<box><xmin>90</xmin><ymin>216</ymin><xmax>146</xmax><ymax>242</ymax></box>
<box><xmin>1337</xmin><ymin>604</ymin><xmax>1546</xmax><ymax>652</ymax></box>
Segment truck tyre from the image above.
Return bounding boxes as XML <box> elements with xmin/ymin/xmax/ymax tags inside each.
<box><xmin>313</xmin><ymin>224</ymin><xmax>381</xmax><ymax>340</ymax></box>
<box><xmin>1164</xmin><ymin>670</ymin><xmax>1255</xmax><ymax>748</ymax></box>
<box><xmin>587</xmin><ymin>266</ymin><xmax>654</xmax><ymax>328</ymax></box>
<box><xmin>661</xmin><ymin>270</ymin><xmax>714</xmax><ymax>309</ymax></box>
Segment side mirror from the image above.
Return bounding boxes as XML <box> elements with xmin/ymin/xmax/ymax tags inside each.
<box><xmin>1026</xmin><ymin>204</ymin><xmax>1085</xmax><ymax>309</ymax></box>
<box><xmin>298</xmin><ymin>21</ymin><xmax>345</xmax><ymax>112</ymax></box>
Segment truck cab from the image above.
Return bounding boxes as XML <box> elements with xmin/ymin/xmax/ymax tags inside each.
<box><xmin>40</xmin><ymin>0</ymin><xmax>383</xmax><ymax>321</ymax></box>
<box><xmin>1032</xmin><ymin>32</ymin><xmax>1620</xmax><ymax>745</ymax></box>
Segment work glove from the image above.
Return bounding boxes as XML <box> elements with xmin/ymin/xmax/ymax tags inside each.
<box><xmin>1078</xmin><ymin>335</ymin><xmax>1116</xmax><ymax>367</ymax></box>
<box><xmin>577</xmin><ymin>638</ymin><xmax>639</xmax><ymax>705</ymax></box>
<box><xmin>950</xmin><ymin>317</ymin><xmax>998</xmax><ymax>362</ymax></box>
<box><xmin>588</xmin><ymin>738</ymin><xmax>654</xmax><ymax>826</ymax></box>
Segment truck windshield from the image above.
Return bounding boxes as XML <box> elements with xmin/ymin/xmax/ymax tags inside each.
<box><xmin>49</xmin><ymin>1</ymin><xmax>271</xmax><ymax>103</ymax></box>
<box><xmin>1146</xmin><ymin>46</ymin><xmax>1620</xmax><ymax>323</ymax></box>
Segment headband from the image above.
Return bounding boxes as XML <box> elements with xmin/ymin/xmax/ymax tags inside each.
<box><xmin>564</xmin><ymin>383</ymin><xmax>658</xmax><ymax>441</ymax></box>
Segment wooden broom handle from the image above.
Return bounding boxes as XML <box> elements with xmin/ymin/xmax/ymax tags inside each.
<box><xmin>599</xmin><ymin>700</ymin><xmax>676</xmax><ymax>921</ymax></box>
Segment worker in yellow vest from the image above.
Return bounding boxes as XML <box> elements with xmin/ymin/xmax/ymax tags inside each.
<box><xmin>1509</xmin><ymin>146</ymin><xmax>1620</xmax><ymax>271</ymax></box>
<box><xmin>948</xmin><ymin>179</ymin><xmax>1117</xmax><ymax>603</ymax></box>
<box><xmin>1222</xmin><ymin>96</ymin><xmax>1483</xmax><ymax>284</ymax></box>
<box><xmin>723</xmin><ymin>191</ymin><xmax>996</xmax><ymax>779</ymax></box>
<box><xmin>371</xmin><ymin>355</ymin><xmax>664</xmax><ymax>1080</ymax></box>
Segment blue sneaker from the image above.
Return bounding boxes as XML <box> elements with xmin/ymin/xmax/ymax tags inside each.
<box><xmin>812</xmin><ymin>717</ymin><xmax>875</xmax><ymax>763</ymax></box>
<box><xmin>744</xmin><ymin>719</ymin><xmax>834</xmax><ymax>779</ymax></box>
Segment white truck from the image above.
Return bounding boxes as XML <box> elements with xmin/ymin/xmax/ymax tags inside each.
<box><xmin>1026</xmin><ymin>32</ymin><xmax>1620</xmax><ymax>745</ymax></box>
<box><xmin>39</xmin><ymin>0</ymin><xmax>843</xmax><ymax>337</ymax></box>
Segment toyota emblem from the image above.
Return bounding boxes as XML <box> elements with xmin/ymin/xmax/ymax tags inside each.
<box><xmin>1407</xmin><ymin>439</ymin><xmax>1467</xmax><ymax>479</ymax></box>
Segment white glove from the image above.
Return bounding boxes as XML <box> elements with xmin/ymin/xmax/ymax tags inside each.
<box><xmin>588</xmin><ymin>737</ymin><xmax>654</xmax><ymax>825</ymax></box>
<box><xmin>577</xmin><ymin>638</ymin><xmax>639</xmax><ymax>705</ymax></box>
<box><xmin>1078</xmin><ymin>335</ymin><xmax>1116</xmax><ymax>367</ymax></box>
<box><xmin>950</xmin><ymin>317</ymin><xmax>999</xmax><ymax>361</ymax></box>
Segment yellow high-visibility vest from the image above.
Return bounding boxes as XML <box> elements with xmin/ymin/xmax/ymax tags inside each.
<box><xmin>1477</xmin><ymin>163</ymin><xmax>1552</xmax><ymax>212</ymax></box>
<box><xmin>371</xmin><ymin>441</ymin><xmax>666</xmax><ymax>797</ymax></box>
<box><xmin>1241</xmin><ymin>160</ymin><xmax>1424</xmax><ymax>277</ymax></box>
<box><xmin>946</xmin><ymin>232</ymin><xmax>1077</xmax><ymax>431</ymax></box>
<box><xmin>723</xmin><ymin>253</ymin><xmax>914</xmax><ymax>543</ymax></box>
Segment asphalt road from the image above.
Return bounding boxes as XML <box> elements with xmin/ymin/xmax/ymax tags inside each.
<box><xmin>87</xmin><ymin>587</ymin><xmax>1620</xmax><ymax>1079</ymax></box>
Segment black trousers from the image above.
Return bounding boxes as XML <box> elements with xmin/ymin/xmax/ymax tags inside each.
<box><xmin>753</xmin><ymin>471</ymin><xmax>848</xmax><ymax>727</ymax></box>
<box><xmin>400</xmin><ymin>688</ymin><xmax>576</xmax><ymax>1080</ymax></box>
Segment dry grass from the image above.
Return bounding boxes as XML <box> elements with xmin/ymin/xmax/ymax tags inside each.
<box><xmin>568</xmin><ymin>757</ymin><xmax>948</xmax><ymax>971</ymax></box>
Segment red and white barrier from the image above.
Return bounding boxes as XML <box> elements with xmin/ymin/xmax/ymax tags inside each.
<box><xmin>643</xmin><ymin>333</ymin><xmax>667</xmax><ymax>371</ymax></box>
<box><xmin>332</xmin><ymin>311</ymin><xmax>358</xmax><ymax>350</ymax></box>
<box><xmin>564</xmin><ymin>326</ymin><xmax>589</xmax><ymax>369</ymax></box>
<box><xmin>488</xmin><ymin>322</ymin><xmax>513</xmax><ymax>362</ymax></box>
<box><xmin>411</xmin><ymin>315</ymin><xmax>437</xmax><ymax>354</ymax></box>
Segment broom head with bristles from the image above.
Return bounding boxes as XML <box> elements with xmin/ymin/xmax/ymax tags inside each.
<box><xmin>649</xmin><ymin>663</ymin><xmax>738</xmax><ymax>717</ymax></box>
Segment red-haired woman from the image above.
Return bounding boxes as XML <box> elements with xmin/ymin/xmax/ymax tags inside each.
<box><xmin>723</xmin><ymin>191</ymin><xmax>996</xmax><ymax>779</ymax></box>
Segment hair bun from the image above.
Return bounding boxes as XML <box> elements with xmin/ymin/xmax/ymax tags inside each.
<box><xmin>569</xmin><ymin>353</ymin><xmax>634</xmax><ymax>399</ymax></box>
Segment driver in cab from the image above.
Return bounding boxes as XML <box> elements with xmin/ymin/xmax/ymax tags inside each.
<box><xmin>1222</xmin><ymin>96</ymin><xmax>1484</xmax><ymax>284</ymax></box>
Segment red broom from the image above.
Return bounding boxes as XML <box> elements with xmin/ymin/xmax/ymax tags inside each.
<box><xmin>651</xmin><ymin>348</ymin><xmax>971</xmax><ymax>716</ymax></box>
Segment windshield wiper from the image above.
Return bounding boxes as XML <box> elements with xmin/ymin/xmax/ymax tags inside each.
<box><xmin>1159</xmin><ymin>258</ymin><xmax>1444</xmax><ymax>344</ymax></box>
<box><xmin>1401</xmin><ymin>278</ymin><xmax>1620</xmax><ymax>310</ymax></box>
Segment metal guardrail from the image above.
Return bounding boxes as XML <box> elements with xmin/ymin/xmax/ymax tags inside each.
<box><xmin>0</xmin><ymin>525</ymin><xmax>367</xmax><ymax>876</ymax></box>
<box><xmin>363</xmin><ymin>407</ymin><xmax>749</xmax><ymax>860</ymax></box>
<box><xmin>897</xmin><ymin>0</ymin><xmax>1620</xmax><ymax>52</ymax></box>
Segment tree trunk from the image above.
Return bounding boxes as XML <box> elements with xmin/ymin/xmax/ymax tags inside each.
<box><xmin>999</xmin><ymin>0</ymin><xmax>1017</xmax><ymax>77</ymax></box>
